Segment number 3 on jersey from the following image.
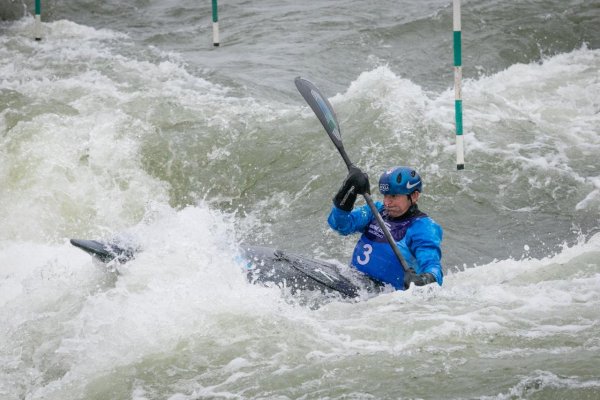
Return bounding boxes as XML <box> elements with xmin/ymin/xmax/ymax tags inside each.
<box><xmin>356</xmin><ymin>244</ymin><xmax>372</xmax><ymax>265</ymax></box>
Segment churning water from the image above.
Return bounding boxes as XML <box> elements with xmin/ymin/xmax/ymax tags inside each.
<box><xmin>1</xmin><ymin>0</ymin><xmax>599</xmax><ymax>398</ymax></box>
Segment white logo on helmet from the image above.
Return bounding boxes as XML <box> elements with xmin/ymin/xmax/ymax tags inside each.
<box><xmin>379</xmin><ymin>183</ymin><xmax>389</xmax><ymax>192</ymax></box>
<box><xmin>406</xmin><ymin>180</ymin><xmax>421</xmax><ymax>189</ymax></box>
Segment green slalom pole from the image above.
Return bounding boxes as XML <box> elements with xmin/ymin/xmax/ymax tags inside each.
<box><xmin>34</xmin><ymin>0</ymin><xmax>42</xmax><ymax>41</ymax></box>
<box><xmin>212</xmin><ymin>0</ymin><xmax>219</xmax><ymax>46</ymax></box>
<box><xmin>453</xmin><ymin>0</ymin><xmax>464</xmax><ymax>170</ymax></box>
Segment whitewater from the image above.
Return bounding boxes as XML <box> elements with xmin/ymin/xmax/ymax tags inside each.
<box><xmin>1</xmin><ymin>0</ymin><xmax>599</xmax><ymax>398</ymax></box>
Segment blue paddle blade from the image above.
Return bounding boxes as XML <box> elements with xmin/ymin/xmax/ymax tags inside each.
<box><xmin>295</xmin><ymin>77</ymin><xmax>342</xmax><ymax>145</ymax></box>
<box><xmin>295</xmin><ymin>77</ymin><xmax>355</xmax><ymax>169</ymax></box>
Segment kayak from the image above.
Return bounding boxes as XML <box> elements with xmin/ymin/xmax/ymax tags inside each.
<box><xmin>70</xmin><ymin>239</ymin><xmax>384</xmax><ymax>298</ymax></box>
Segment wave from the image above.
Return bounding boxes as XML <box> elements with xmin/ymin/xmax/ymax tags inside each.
<box><xmin>2</xmin><ymin>202</ymin><xmax>598</xmax><ymax>398</ymax></box>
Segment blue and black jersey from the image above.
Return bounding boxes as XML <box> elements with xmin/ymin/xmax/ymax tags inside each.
<box><xmin>328</xmin><ymin>202</ymin><xmax>443</xmax><ymax>290</ymax></box>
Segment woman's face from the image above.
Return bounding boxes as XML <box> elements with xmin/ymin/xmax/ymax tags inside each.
<box><xmin>383</xmin><ymin>192</ymin><xmax>419</xmax><ymax>217</ymax></box>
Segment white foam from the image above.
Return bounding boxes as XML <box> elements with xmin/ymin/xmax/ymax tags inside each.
<box><xmin>485</xmin><ymin>370</ymin><xmax>600</xmax><ymax>400</ymax></box>
<box><xmin>2</xmin><ymin>15</ymin><xmax>600</xmax><ymax>398</ymax></box>
<box><xmin>0</xmin><ymin>17</ymin><xmax>278</xmax><ymax>243</ymax></box>
<box><xmin>11</xmin><ymin>203</ymin><xmax>287</xmax><ymax>399</ymax></box>
<box><xmin>327</xmin><ymin>48</ymin><xmax>600</xmax><ymax>212</ymax></box>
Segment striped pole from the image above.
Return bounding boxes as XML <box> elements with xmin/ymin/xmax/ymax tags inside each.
<box><xmin>453</xmin><ymin>0</ymin><xmax>464</xmax><ymax>170</ymax></box>
<box><xmin>34</xmin><ymin>0</ymin><xmax>42</xmax><ymax>41</ymax></box>
<box><xmin>212</xmin><ymin>0</ymin><xmax>219</xmax><ymax>47</ymax></box>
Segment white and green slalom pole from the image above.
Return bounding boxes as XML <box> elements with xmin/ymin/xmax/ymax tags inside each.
<box><xmin>453</xmin><ymin>0</ymin><xmax>464</xmax><ymax>170</ymax></box>
<box><xmin>212</xmin><ymin>0</ymin><xmax>220</xmax><ymax>47</ymax></box>
<box><xmin>34</xmin><ymin>0</ymin><xmax>42</xmax><ymax>41</ymax></box>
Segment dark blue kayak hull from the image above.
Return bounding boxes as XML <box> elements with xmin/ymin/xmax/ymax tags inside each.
<box><xmin>70</xmin><ymin>239</ymin><xmax>383</xmax><ymax>298</ymax></box>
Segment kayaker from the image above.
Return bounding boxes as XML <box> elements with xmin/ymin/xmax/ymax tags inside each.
<box><xmin>328</xmin><ymin>166</ymin><xmax>443</xmax><ymax>290</ymax></box>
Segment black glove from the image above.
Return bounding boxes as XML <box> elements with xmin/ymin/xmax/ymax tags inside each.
<box><xmin>403</xmin><ymin>268</ymin><xmax>436</xmax><ymax>290</ymax></box>
<box><xmin>333</xmin><ymin>166</ymin><xmax>370</xmax><ymax>211</ymax></box>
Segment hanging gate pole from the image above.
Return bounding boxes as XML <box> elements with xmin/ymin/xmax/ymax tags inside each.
<box><xmin>34</xmin><ymin>0</ymin><xmax>42</xmax><ymax>41</ymax></box>
<box><xmin>212</xmin><ymin>0</ymin><xmax>220</xmax><ymax>46</ymax></box>
<box><xmin>453</xmin><ymin>0</ymin><xmax>464</xmax><ymax>170</ymax></box>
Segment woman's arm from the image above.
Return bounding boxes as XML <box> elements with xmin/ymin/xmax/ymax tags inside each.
<box><xmin>327</xmin><ymin>203</ymin><xmax>380</xmax><ymax>236</ymax></box>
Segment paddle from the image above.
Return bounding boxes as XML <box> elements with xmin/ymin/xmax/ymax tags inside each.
<box><xmin>294</xmin><ymin>77</ymin><xmax>412</xmax><ymax>275</ymax></box>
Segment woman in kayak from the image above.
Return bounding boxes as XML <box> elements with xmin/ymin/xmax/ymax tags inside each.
<box><xmin>328</xmin><ymin>166</ymin><xmax>443</xmax><ymax>290</ymax></box>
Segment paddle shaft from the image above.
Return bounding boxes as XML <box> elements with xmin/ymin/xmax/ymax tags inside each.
<box><xmin>294</xmin><ymin>77</ymin><xmax>411</xmax><ymax>275</ymax></box>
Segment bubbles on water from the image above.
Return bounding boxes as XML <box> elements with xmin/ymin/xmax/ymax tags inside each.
<box><xmin>2</xmin><ymin>11</ymin><xmax>600</xmax><ymax>398</ymax></box>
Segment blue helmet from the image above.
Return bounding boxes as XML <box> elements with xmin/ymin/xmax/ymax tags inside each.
<box><xmin>379</xmin><ymin>166</ymin><xmax>422</xmax><ymax>195</ymax></box>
